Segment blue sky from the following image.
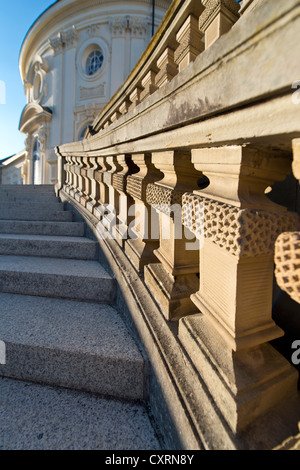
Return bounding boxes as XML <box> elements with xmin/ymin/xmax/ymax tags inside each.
<box><xmin>0</xmin><ymin>1</ymin><xmax>55</xmax><ymax>160</ymax></box>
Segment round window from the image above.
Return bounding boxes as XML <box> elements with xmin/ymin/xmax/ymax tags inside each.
<box><xmin>85</xmin><ymin>49</ymin><xmax>104</xmax><ymax>76</ymax></box>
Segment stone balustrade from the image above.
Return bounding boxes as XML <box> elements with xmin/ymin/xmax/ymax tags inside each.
<box><xmin>55</xmin><ymin>0</ymin><xmax>300</xmax><ymax>450</ymax></box>
<box><xmin>88</xmin><ymin>0</ymin><xmax>240</xmax><ymax>133</ymax></box>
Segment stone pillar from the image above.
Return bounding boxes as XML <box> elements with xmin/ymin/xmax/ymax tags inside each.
<box><xmin>68</xmin><ymin>156</ymin><xmax>79</xmax><ymax>199</ymax></box>
<box><xmin>274</xmin><ymin>139</ymin><xmax>300</xmax><ymax>305</ymax></box>
<box><xmin>155</xmin><ymin>48</ymin><xmax>178</xmax><ymax>88</ymax></box>
<box><xmin>54</xmin><ymin>149</ymin><xmax>65</xmax><ymax>196</ymax></box>
<box><xmin>74</xmin><ymin>157</ymin><xmax>86</xmax><ymax>204</ymax></box>
<box><xmin>94</xmin><ymin>156</ymin><xmax>110</xmax><ymax>219</ymax></box>
<box><xmin>140</xmin><ymin>70</ymin><xmax>158</xmax><ymax>102</ymax></box>
<box><xmin>174</xmin><ymin>15</ymin><xmax>204</xmax><ymax>72</ymax></box>
<box><xmin>98</xmin><ymin>156</ymin><xmax>122</xmax><ymax>237</ymax></box>
<box><xmin>129</xmin><ymin>85</ymin><xmax>143</xmax><ymax>111</ymax></box>
<box><xmin>179</xmin><ymin>145</ymin><xmax>299</xmax><ymax>433</ymax></box>
<box><xmin>112</xmin><ymin>154</ymin><xmax>138</xmax><ymax>247</ymax></box>
<box><xmin>125</xmin><ymin>153</ymin><xmax>162</xmax><ymax>271</ymax></box>
<box><xmin>79</xmin><ymin>156</ymin><xmax>92</xmax><ymax>207</ymax></box>
<box><xmin>144</xmin><ymin>150</ymin><xmax>202</xmax><ymax>320</ymax></box>
<box><xmin>86</xmin><ymin>157</ymin><xmax>100</xmax><ymax>215</ymax></box>
<box><xmin>199</xmin><ymin>0</ymin><xmax>240</xmax><ymax>49</ymax></box>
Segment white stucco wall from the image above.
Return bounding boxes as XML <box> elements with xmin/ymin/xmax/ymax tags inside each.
<box><xmin>16</xmin><ymin>0</ymin><xmax>171</xmax><ymax>185</ymax></box>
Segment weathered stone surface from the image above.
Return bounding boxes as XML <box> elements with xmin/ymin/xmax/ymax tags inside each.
<box><xmin>0</xmin><ymin>377</ymin><xmax>159</xmax><ymax>450</ymax></box>
<box><xmin>0</xmin><ymin>293</ymin><xmax>144</xmax><ymax>401</ymax></box>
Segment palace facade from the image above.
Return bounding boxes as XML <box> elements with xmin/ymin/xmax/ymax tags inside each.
<box><xmin>2</xmin><ymin>0</ymin><xmax>171</xmax><ymax>185</ymax></box>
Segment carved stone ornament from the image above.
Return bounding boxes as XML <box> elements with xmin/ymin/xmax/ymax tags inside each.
<box><xmin>274</xmin><ymin>232</ymin><xmax>300</xmax><ymax>304</ymax></box>
<box><xmin>61</xmin><ymin>26</ymin><xmax>78</xmax><ymax>49</ymax></box>
<box><xmin>49</xmin><ymin>35</ymin><xmax>64</xmax><ymax>55</ymax></box>
<box><xmin>110</xmin><ymin>15</ymin><xmax>148</xmax><ymax>37</ymax></box>
<box><xmin>182</xmin><ymin>193</ymin><xmax>300</xmax><ymax>257</ymax></box>
<box><xmin>199</xmin><ymin>0</ymin><xmax>240</xmax><ymax>31</ymax></box>
<box><xmin>146</xmin><ymin>184</ymin><xmax>186</xmax><ymax>216</ymax></box>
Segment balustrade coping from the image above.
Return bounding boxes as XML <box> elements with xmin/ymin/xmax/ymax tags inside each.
<box><xmin>90</xmin><ymin>0</ymin><xmax>206</xmax><ymax>133</ymax></box>
<box><xmin>57</xmin><ymin>0</ymin><xmax>300</xmax><ymax>161</ymax></box>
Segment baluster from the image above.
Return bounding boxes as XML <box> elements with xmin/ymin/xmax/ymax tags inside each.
<box><xmin>112</xmin><ymin>155</ymin><xmax>139</xmax><ymax>247</ymax></box>
<box><xmin>179</xmin><ymin>145</ymin><xmax>299</xmax><ymax>433</ymax></box>
<box><xmin>119</xmin><ymin>98</ymin><xmax>131</xmax><ymax>116</ymax></box>
<box><xmin>129</xmin><ymin>85</ymin><xmax>143</xmax><ymax>111</ymax></box>
<box><xmin>174</xmin><ymin>14</ymin><xmax>204</xmax><ymax>72</ymax></box>
<box><xmin>74</xmin><ymin>157</ymin><xmax>85</xmax><ymax>204</ymax></box>
<box><xmin>125</xmin><ymin>153</ymin><xmax>162</xmax><ymax>272</ymax></box>
<box><xmin>274</xmin><ymin>138</ymin><xmax>300</xmax><ymax>304</ymax></box>
<box><xmin>94</xmin><ymin>156</ymin><xmax>110</xmax><ymax>220</ymax></box>
<box><xmin>63</xmin><ymin>155</ymin><xmax>72</xmax><ymax>194</ymax></box>
<box><xmin>110</xmin><ymin>110</ymin><xmax>121</xmax><ymax>123</ymax></box>
<box><xmin>155</xmin><ymin>48</ymin><xmax>178</xmax><ymax>88</ymax></box>
<box><xmin>140</xmin><ymin>70</ymin><xmax>158</xmax><ymax>102</ymax></box>
<box><xmin>86</xmin><ymin>157</ymin><xmax>100</xmax><ymax>215</ymax></box>
<box><xmin>79</xmin><ymin>156</ymin><xmax>91</xmax><ymax>207</ymax></box>
<box><xmin>144</xmin><ymin>150</ymin><xmax>202</xmax><ymax>320</ymax></box>
<box><xmin>99</xmin><ymin>156</ymin><xmax>122</xmax><ymax>236</ymax></box>
<box><xmin>69</xmin><ymin>156</ymin><xmax>78</xmax><ymax>199</ymax></box>
<box><xmin>199</xmin><ymin>0</ymin><xmax>240</xmax><ymax>49</ymax></box>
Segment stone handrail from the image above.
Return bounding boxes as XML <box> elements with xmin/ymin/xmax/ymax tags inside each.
<box><xmin>56</xmin><ymin>0</ymin><xmax>300</xmax><ymax>450</ymax></box>
<box><xmin>86</xmin><ymin>0</ymin><xmax>240</xmax><ymax>134</ymax></box>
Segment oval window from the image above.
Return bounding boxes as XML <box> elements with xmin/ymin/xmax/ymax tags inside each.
<box><xmin>85</xmin><ymin>49</ymin><xmax>104</xmax><ymax>76</ymax></box>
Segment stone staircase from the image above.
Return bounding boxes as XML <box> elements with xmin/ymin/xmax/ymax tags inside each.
<box><xmin>0</xmin><ymin>185</ymin><xmax>161</xmax><ymax>450</ymax></box>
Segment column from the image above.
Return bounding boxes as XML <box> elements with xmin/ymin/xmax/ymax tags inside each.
<box><xmin>144</xmin><ymin>150</ymin><xmax>202</xmax><ymax>320</ymax></box>
<box><xmin>125</xmin><ymin>153</ymin><xmax>162</xmax><ymax>271</ymax></box>
<box><xmin>199</xmin><ymin>0</ymin><xmax>240</xmax><ymax>49</ymax></box>
<box><xmin>174</xmin><ymin>15</ymin><xmax>204</xmax><ymax>72</ymax></box>
<box><xmin>274</xmin><ymin>139</ymin><xmax>300</xmax><ymax>304</ymax></box>
<box><xmin>86</xmin><ymin>157</ymin><xmax>100</xmax><ymax>215</ymax></box>
<box><xmin>112</xmin><ymin>154</ymin><xmax>138</xmax><ymax>247</ymax></box>
<box><xmin>93</xmin><ymin>157</ymin><xmax>110</xmax><ymax>220</ymax></box>
<box><xmin>179</xmin><ymin>145</ymin><xmax>299</xmax><ymax>433</ymax></box>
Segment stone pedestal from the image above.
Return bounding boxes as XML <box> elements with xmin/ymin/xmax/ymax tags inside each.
<box><xmin>179</xmin><ymin>145</ymin><xmax>299</xmax><ymax>432</ymax></box>
<box><xmin>174</xmin><ymin>15</ymin><xmax>204</xmax><ymax>72</ymax></box>
<box><xmin>144</xmin><ymin>150</ymin><xmax>202</xmax><ymax>320</ymax></box>
<box><xmin>125</xmin><ymin>153</ymin><xmax>161</xmax><ymax>271</ymax></box>
<box><xmin>86</xmin><ymin>157</ymin><xmax>100</xmax><ymax>214</ymax></box>
<box><xmin>93</xmin><ymin>156</ymin><xmax>110</xmax><ymax>220</ymax></box>
<box><xmin>199</xmin><ymin>0</ymin><xmax>240</xmax><ymax>49</ymax></box>
<box><xmin>112</xmin><ymin>155</ymin><xmax>138</xmax><ymax>247</ymax></box>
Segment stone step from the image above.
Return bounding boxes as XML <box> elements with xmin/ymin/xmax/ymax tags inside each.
<box><xmin>0</xmin><ymin>201</ymin><xmax>65</xmax><ymax>212</ymax></box>
<box><xmin>0</xmin><ymin>234</ymin><xmax>98</xmax><ymax>260</ymax></box>
<box><xmin>0</xmin><ymin>193</ymin><xmax>59</xmax><ymax>203</ymax></box>
<box><xmin>0</xmin><ymin>293</ymin><xmax>145</xmax><ymax>402</ymax></box>
<box><xmin>0</xmin><ymin>255</ymin><xmax>115</xmax><ymax>302</ymax></box>
<box><xmin>0</xmin><ymin>220</ymin><xmax>85</xmax><ymax>237</ymax></box>
<box><xmin>0</xmin><ymin>377</ymin><xmax>160</xmax><ymax>450</ymax></box>
<box><xmin>0</xmin><ymin>185</ymin><xmax>54</xmax><ymax>192</ymax></box>
<box><xmin>0</xmin><ymin>208</ymin><xmax>73</xmax><ymax>222</ymax></box>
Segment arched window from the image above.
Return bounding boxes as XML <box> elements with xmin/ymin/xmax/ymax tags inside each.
<box><xmin>32</xmin><ymin>139</ymin><xmax>41</xmax><ymax>184</ymax></box>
